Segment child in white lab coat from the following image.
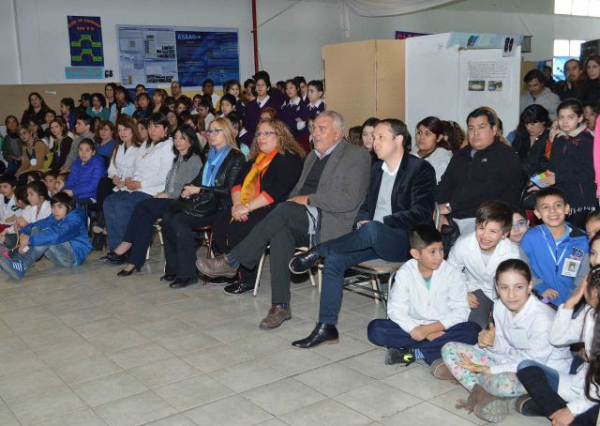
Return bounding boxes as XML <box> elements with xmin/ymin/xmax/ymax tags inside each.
<box><xmin>441</xmin><ymin>259</ymin><xmax>572</xmax><ymax>423</ymax></box>
<box><xmin>516</xmin><ymin>232</ymin><xmax>600</xmax><ymax>425</ymax></box>
<box><xmin>447</xmin><ymin>201</ymin><xmax>521</xmax><ymax>329</ymax></box>
<box><xmin>367</xmin><ymin>225</ymin><xmax>480</xmax><ymax>371</ymax></box>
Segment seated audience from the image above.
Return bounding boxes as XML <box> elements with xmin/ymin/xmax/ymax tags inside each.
<box><xmin>436</xmin><ymin>107</ymin><xmax>522</xmax><ymax>235</ymax></box>
<box><xmin>0</xmin><ymin>193</ymin><xmax>92</xmax><ymax>280</ymax></box>
<box><xmin>520</xmin><ymin>188</ymin><xmax>589</xmax><ymax>306</ymax></box>
<box><xmin>509</xmin><ymin>209</ymin><xmax>529</xmax><ymax>247</ymax></box>
<box><xmin>512</xmin><ymin>104</ymin><xmax>552</xmax><ymax>176</ymax></box>
<box><xmin>47</xmin><ymin>118</ymin><xmax>73</xmax><ymax>171</ymax></box>
<box><xmin>109</xmin><ymin>86</ymin><xmax>135</xmax><ymax>123</ymax></box>
<box><xmin>197</xmin><ymin>111</ymin><xmax>371</xmax><ymax>329</ymax></box>
<box><xmin>367</xmin><ymin>225</ymin><xmax>479</xmax><ymax>368</ymax></box>
<box><xmin>102</xmin><ymin>113</ymin><xmax>174</xmax><ymax>254</ymax></box>
<box><xmin>447</xmin><ymin>201</ymin><xmax>521</xmax><ymax>330</ymax></box>
<box><xmin>62</xmin><ymin>139</ymin><xmax>106</xmax><ymax>204</ymax></box>
<box><xmin>413</xmin><ymin>116</ymin><xmax>453</xmax><ymax>183</ymax></box>
<box><xmin>520</xmin><ymin>69</ymin><xmax>560</xmax><ymax>120</ymax></box>
<box><xmin>86</xmin><ymin>93</ymin><xmax>109</xmax><ymax>120</ymax></box>
<box><xmin>288</xmin><ymin>118</ymin><xmax>436</xmax><ymax>348</ymax></box>
<box><xmin>3</xmin><ymin>116</ymin><xmax>22</xmax><ymax>175</ymax></box>
<box><xmin>582</xmin><ymin>55</ymin><xmax>600</xmax><ymax>104</ymax></box>
<box><xmin>517</xmin><ymin>252</ymin><xmax>600</xmax><ymax>425</ymax></box>
<box><xmin>94</xmin><ymin>120</ymin><xmax>116</xmax><ymax>162</ymax></box>
<box><xmin>442</xmin><ymin>259</ymin><xmax>572</xmax><ymax>423</ymax></box>
<box><xmin>15</xmin><ymin>127</ymin><xmax>51</xmax><ymax>184</ymax></box>
<box><xmin>21</xmin><ymin>92</ymin><xmax>49</xmax><ymax>126</ymax></box>
<box><xmin>62</xmin><ymin>114</ymin><xmax>95</xmax><ymax>172</ymax></box>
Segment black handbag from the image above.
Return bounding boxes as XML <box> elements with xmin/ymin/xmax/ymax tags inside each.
<box><xmin>440</xmin><ymin>218</ymin><xmax>460</xmax><ymax>259</ymax></box>
<box><xmin>170</xmin><ymin>187</ymin><xmax>218</xmax><ymax>218</ymax></box>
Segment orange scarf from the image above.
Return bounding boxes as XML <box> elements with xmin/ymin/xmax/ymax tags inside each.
<box><xmin>240</xmin><ymin>150</ymin><xmax>278</xmax><ymax>204</ymax></box>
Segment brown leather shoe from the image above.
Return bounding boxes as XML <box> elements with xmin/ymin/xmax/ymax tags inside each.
<box><xmin>196</xmin><ymin>254</ymin><xmax>239</xmax><ymax>278</ymax></box>
<box><xmin>259</xmin><ymin>305</ymin><xmax>292</xmax><ymax>330</ymax></box>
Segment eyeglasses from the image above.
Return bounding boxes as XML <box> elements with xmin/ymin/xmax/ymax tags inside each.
<box><xmin>256</xmin><ymin>131</ymin><xmax>277</xmax><ymax>137</ymax></box>
<box><xmin>206</xmin><ymin>129</ymin><xmax>224</xmax><ymax>135</ymax></box>
<box><xmin>512</xmin><ymin>219</ymin><xmax>529</xmax><ymax>229</ymax></box>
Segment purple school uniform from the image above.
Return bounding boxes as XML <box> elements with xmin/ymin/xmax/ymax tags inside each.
<box><xmin>244</xmin><ymin>94</ymin><xmax>283</xmax><ymax>137</ymax></box>
<box><xmin>280</xmin><ymin>98</ymin><xmax>306</xmax><ymax>139</ymax></box>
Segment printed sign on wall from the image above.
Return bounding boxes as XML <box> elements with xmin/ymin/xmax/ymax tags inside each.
<box><xmin>67</xmin><ymin>16</ymin><xmax>104</xmax><ymax>67</ymax></box>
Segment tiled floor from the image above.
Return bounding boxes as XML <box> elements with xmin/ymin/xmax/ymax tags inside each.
<box><xmin>0</xmin><ymin>245</ymin><xmax>548</xmax><ymax>425</ymax></box>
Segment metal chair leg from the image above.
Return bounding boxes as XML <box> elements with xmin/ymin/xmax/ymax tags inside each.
<box><xmin>253</xmin><ymin>251</ymin><xmax>267</xmax><ymax>297</ymax></box>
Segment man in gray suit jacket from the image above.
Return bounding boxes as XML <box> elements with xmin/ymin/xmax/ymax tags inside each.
<box><xmin>197</xmin><ymin>111</ymin><xmax>371</xmax><ymax>330</ymax></box>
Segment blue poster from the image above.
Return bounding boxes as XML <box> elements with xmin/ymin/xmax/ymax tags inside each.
<box><xmin>67</xmin><ymin>16</ymin><xmax>104</xmax><ymax>67</ymax></box>
<box><xmin>175</xmin><ymin>31</ymin><xmax>239</xmax><ymax>87</ymax></box>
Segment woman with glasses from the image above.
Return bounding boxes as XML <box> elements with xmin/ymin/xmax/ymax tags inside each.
<box><xmin>160</xmin><ymin>117</ymin><xmax>246</xmax><ymax>288</ymax></box>
<box><xmin>210</xmin><ymin>118</ymin><xmax>305</xmax><ymax>295</ymax></box>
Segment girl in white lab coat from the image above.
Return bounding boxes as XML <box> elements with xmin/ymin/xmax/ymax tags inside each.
<box><xmin>516</xmin><ymin>233</ymin><xmax>600</xmax><ymax>426</ymax></box>
<box><xmin>441</xmin><ymin>259</ymin><xmax>572</xmax><ymax>423</ymax></box>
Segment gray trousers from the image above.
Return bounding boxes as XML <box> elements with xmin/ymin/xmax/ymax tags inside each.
<box><xmin>231</xmin><ymin>202</ymin><xmax>309</xmax><ymax>304</ymax></box>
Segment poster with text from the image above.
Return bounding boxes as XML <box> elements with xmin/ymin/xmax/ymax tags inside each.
<box><xmin>67</xmin><ymin>16</ymin><xmax>104</xmax><ymax>67</ymax></box>
<box><xmin>117</xmin><ymin>25</ymin><xmax>239</xmax><ymax>88</ymax></box>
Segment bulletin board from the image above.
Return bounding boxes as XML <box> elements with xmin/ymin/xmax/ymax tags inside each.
<box><xmin>116</xmin><ymin>25</ymin><xmax>239</xmax><ymax>89</ymax></box>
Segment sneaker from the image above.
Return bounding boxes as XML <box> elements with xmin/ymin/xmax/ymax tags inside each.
<box><xmin>430</xmin><ymin>359</ymin><xmax>456</xmax><ymax>380</ymax></box>
<box><xmin>196</xmin><ymin>254</ymin><xmax>239</xmax><ymax>278</ymax></box>
<box><xmin>384</xmin><ymin>348</ymin><xmax>415</xmax><ymax>366</ymax></box>
<box><xmin>0</xmin><ymin>257</ymin><xmax>25</xmax><ymax>280</ymax></box>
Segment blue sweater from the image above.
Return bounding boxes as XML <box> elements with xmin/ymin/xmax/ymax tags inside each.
<box><xmin>521</xmin><ymin>223</ymin><xmax>589</xmax><ymax>305</ymax></box>
<box><xmin>63</xmin><ymin>154</ymin><xmax>106</xmax><ymax>200</ymax></box>
<box><xmin>96</xmin><ymin>139</ymin><xmax>115</xmax><ymax>160</ymax></box>
<box><xmin>22</xmin><ymin>209</ymin><xmax>92</xmax><ymax>265</ymax></box>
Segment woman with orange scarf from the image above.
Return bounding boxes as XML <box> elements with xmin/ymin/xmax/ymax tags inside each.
<box><xmin>211</xmin><ymin>119</ymin><xmax>305</xmax><ymax>295</ymax></box>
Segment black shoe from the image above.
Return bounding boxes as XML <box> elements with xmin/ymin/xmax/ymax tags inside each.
<box><xmin>223</xmin><ymin>281</ymin><xmax>254</xmax><ymax>295</ymax></box>
<box><xmin>385</xmin><ymin>348</ymin><xmax>415</xmax><ymax>366</ymax></box>
<box><xmin>99</xmin><ymin>251</ymin><xmax>127</xmax><ymax>264</ymax></box>
<box><xmin>160</xmin><ymin>274</ymin><xmax>177</xmax><ymax>283</ymax></box>
<box><xmin>292</xmin><ymin>323</ymin><xmax>339</xmax><ymax>348</ymax></box>
<box><xmin>208</xmin><ymin>276</ymin><xmax>238</xmax><ymax>285</ymax></box>
<box><xmin>117</xmin><ymin>266</ymin><xmax>141</xmax><ymax>277</ymax></box>
<box><xmin>169</xmin><ymin>277</ymin><xmax>198</xmax><ymax>289</ymax></box>
<box><xmin>289</xmin><ymin>247</ymin><xmax>320</xmax><ymax>274</ymax></box>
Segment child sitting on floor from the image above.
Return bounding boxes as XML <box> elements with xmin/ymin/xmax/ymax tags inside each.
<box><xmin>447</xmin><ymin>201</ymin><xmax>521</xmax><ymax>330</ymax></box>
<box><xmin>367</xmin><ymin>225</ymin><xmax>480</xmax><ymax>372</ymax></box>
<box><xmin>0</xmin><ymin>192</ymin><xmax>92</xmax><ymax>280</ymax></box>
<box><xmin>520</xmin><ymin>187</ymin><xmax>589</xmax><ymax>306</ymax></box>
<box><xmin>441</xmin><ymin>259</ymin><xmax>572</xmax><ymax>423</ymax></box>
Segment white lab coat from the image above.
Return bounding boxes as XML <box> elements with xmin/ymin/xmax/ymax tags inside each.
<box><xmin>388</xmin><ymin>259</ymin><xmax>470</xmax><ymax>332</ymax></box>
<box><xmin>487</xmin><ymin>295</ymin><xmax>572</xmax><ymax>375</ymax></box>
<box><xmin>550</xmin><ymin>305</ymin><xmax>597</xmax><ymax>415</ymax></box>
<box><xmin>107</xmin><ymin>144</ymin><xmax>140</xmax><ymax>192</ymax></box>
<box><xmin>0</xmin><ymin>194</ymin><xmax>17</xmax><ymax>223</ymax></box>
<box><xmin>448</xmin><ymin>233</ymin><xmax>521</xmax><ymax>300</ymax></box>
<box><xmin>130</xmin><ymin>138</ymin><xmax>174</xmax><ymax>196</ymax></box>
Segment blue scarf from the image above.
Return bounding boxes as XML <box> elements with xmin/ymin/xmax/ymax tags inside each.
<box><xmin>202</xmin><ymin>146</ymin><xmax>231</xmax><ymax>187</ymax></box>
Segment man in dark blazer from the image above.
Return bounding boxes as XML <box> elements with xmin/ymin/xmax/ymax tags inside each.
<box><xmin>197</xmin><ymin>111</ymin><xmax>371</xmax><ymax>330</ymax></box>
<box><xmin>288</xmin><ymin>118</ymin><xmax>437</xmax><ymax>348</ymax></box>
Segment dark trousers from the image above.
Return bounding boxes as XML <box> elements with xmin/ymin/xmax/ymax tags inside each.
<box><xmin>95</xmin><ymin>177</ymin><xmax>115</xmax><ymax>216</ymax></box>
<box><xmin>122</xmin><ymin>198</ymin><xmax>173</xmax><ymax>268</ymax></box>
<box><xmin>230</xmin><ymin>202</ymin><xmax>309</xmax><ymax>304</ymax></box>
<box><xmin>367</xmin><ymin>319</ymin><xmax>481</xmax><ymax>365</ymax></box>
<box><xmin>162</xmin><ymin>210</ymin><xmax>217</xmax><ymax>279</ymax></box>
<box><xmin>318</xmin><ymin>221</ymin><xmax>409</xmax><ymax>325</ymax></box>
<box><xmin>517</xmin><ymin>365</ymin><xmax>599</xmax><ymax>425</ymax></box>
<box><xmin>212</xmin><ymin>206</ymin><xmax>273</xmax><ymax>285</ymax></box>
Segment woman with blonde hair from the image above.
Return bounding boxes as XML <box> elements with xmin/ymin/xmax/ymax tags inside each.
<box><xmin>160</xmin><ymin>117</ymin><xmax>246</xmax><ymax>288</ymax></box>
<box><xmin>209</xmin><ymin>118</ymin><xmax>305</xmax><ymax>295</ymax></box>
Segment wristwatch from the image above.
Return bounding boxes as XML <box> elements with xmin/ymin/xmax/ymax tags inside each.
<box><xmin>445</xmin><ymin>202</ymin><xmax>452</xmax><ymax>212</ymax></box>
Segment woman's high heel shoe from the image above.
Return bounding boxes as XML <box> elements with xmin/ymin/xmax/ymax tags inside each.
<box><xmin>117</xmin><ymin>266</ymin><xmax>141</xmax><ymax>277</ymax></box>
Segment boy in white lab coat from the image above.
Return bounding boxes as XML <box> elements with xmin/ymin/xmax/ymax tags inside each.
<box><xmin>367</xmin><ymin>224</ymin><xmax>480</xmax><ymax>370</ymax></box>
<box><xmin>447</xmin><ymin>200</ymin><xmax>521</xmax><ymax>329</ymax></box>
<box><xmin>0</xmin><ymin>174</ymin><xmax>18</xmax><ymax>230</ymax></box>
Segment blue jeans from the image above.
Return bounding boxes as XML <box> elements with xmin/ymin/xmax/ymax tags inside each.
<box><xmin>15</xmin><ymin>227</ymin><xmax>76</xmax><ymax>272</ymax></box>
<box><xmin>317</xmin><ymin>221</ymin><xmax>409</xmax><ymax>325</ymax></box>
<box><xmin>103</xmin><ymin>191</ymin><xmax>152</xmax><ymax>251</ymax></box>
<box><xmin>517</xmin><ymin>360</ymin><xmax>560</xmax><ymax>391</ymax></box>
<box><xmin>367</xmin><ymin>319</ymin><xmax>481</xmax><ymax>365</ymax></box>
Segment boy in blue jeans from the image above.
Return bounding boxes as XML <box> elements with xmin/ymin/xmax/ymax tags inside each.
<box><xmin>520</xmin><ymin>187</ymin><xmax>589</xmax><ymax>305</ymax></box>
<box><xmin>0</xmin><ymin>192</ymin><xmax>92</xmax><ymax>280</ymax></box>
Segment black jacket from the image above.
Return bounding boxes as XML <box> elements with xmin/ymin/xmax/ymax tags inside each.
<box><xmin>356</xmin><ymin>154</ymin><xmax>436</xmax><ymax>229</ymax></box>
<box><xmin>581</xmin><ymin>78</ymin><xmax>600</xmax><ymax>104</ymax></box>
<box><xmin>513</xmin><ymin>129</ymin><xmax>551</xmax><ymax>176</ymax></box>
<box><xmin>190</xmin><ymin>149</ymin><xmax>245</xmax><ymax>210</ymax></box>
<box><xmin>233</xmin><ymin>151</ymin><xmax>304</xmax><ymax>205</ymax></box>
<box><xmin>436</xmin><ymin>139</ymin><xmax>523</xmax><ymax>219</ymax></box>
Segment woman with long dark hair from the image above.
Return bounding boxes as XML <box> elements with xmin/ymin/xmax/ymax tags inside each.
<box><xmin>21</xmin><ymin>92</ymin><xmax>50</xmax><ymax>126</ymax></box>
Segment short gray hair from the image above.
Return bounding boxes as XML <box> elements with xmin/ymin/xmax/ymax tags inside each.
<box><xmin>319</xmin><ymin>110</ymin><xmax>345</xmax><ymax>133</ymax></box>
